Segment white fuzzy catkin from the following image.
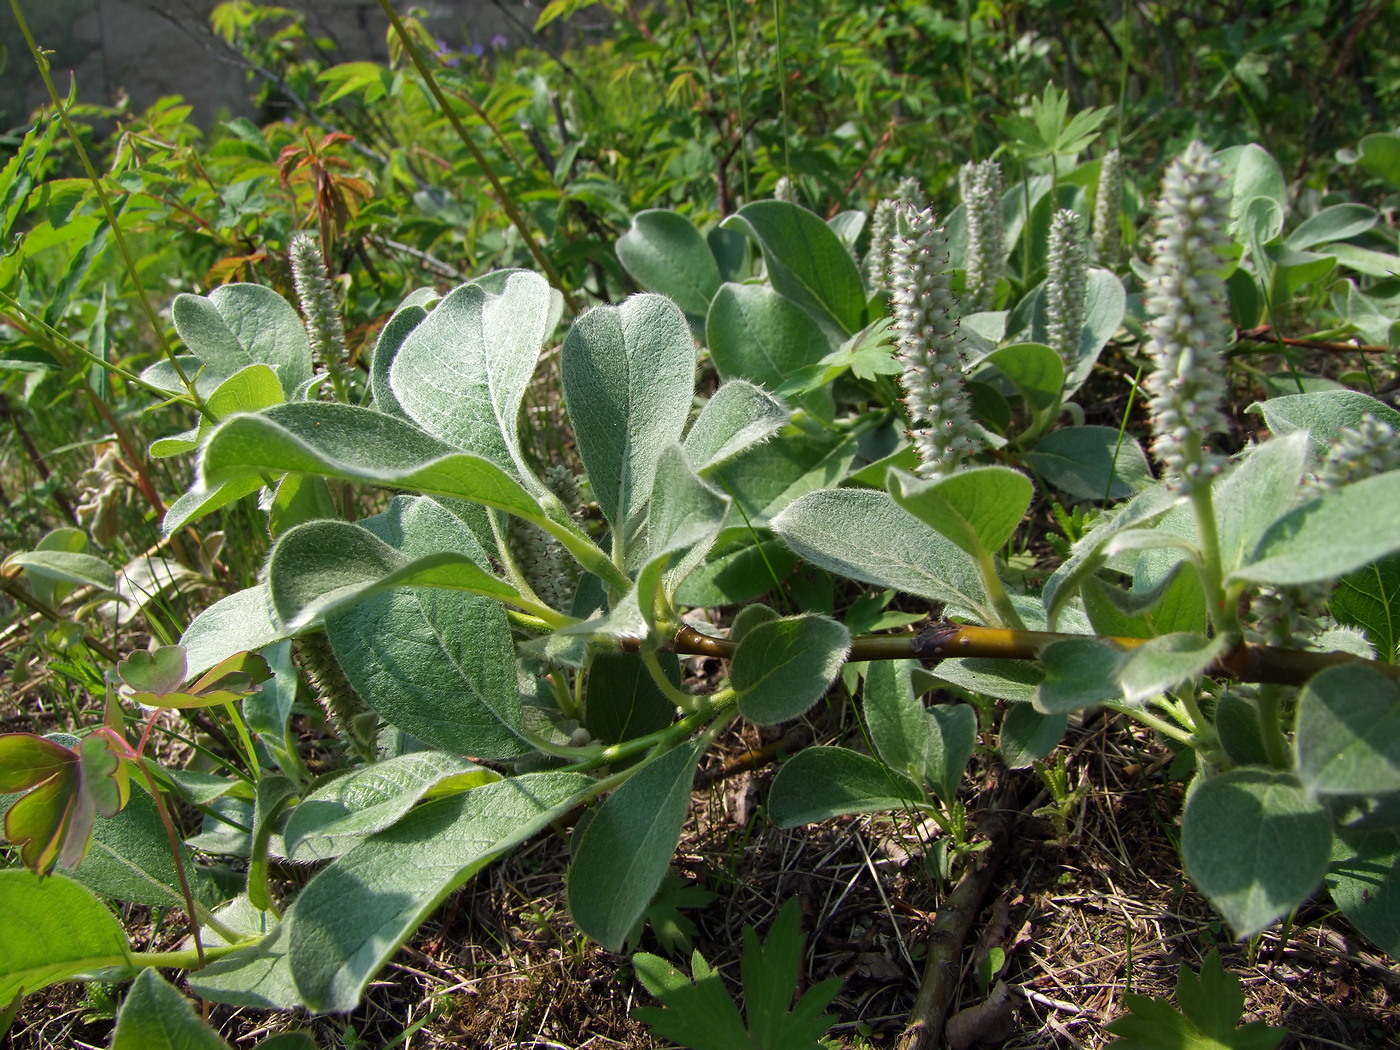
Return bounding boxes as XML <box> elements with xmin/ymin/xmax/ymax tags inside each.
<box><xmin>1045</xmin><ymin>208</ymin><xmax>1089</xmax><ymax>362</ymax></box>
<box><xmin>959</xmin><ymin>159</ymin><xmax>1005</xmax><ymax>312</ymax></box>
<box><xmin>288</xmin><ymin>232</ymin><xmax>352</xmax><ymax>395</ymax></box>
<box><xmin>896</xmin><ymin>175</ymin><xmax>925</xmax><ymax>208</ymax></box>
<box><xmin>890</xmin><ymin>205</ymin><xmax>982</xmax><ymax>478</ymax></box>
<box><xmin>1142</xmin><ymin>141</ymin><xmax>1233</xmax><ymax>492</ymax></box>
<box><xmin>1092</xmin><ymin>148</ymin><xmax>1124</xmax><ymax>265</ymax></box>
<box><xmin>864</xmin><ymin>198</ymin><xmax>897</xmax><ymax>290</ymax></box>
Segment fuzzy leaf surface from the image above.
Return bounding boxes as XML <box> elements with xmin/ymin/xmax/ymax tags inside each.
<box><xmin>1294</xmin><ymin>663</ymin><xmax>1400</xmax><ymax>796</ymax></box>
<box><xmin>388</xmin><ymin>272</ymin><xmax>551</xmax><ymax>480</ymax></box>
<box><xmin>768</xmin><ymin>747</ymin><xmax>925</xmax><ymax>827</ymax></box>
<box><xmin>568</xmin><ymin>740</ymin><xmax>704</xmax><ymax>951</ymax></box>
<box><xmin>890</xmin><ymin>466</ymin><xmax>1034</xmax><ymax>559</ymax></box>
<box><xmin>171</xmin><ymin>283</ymin><xmax>312</xmax><ymax>395</ymax></box>
<box><xmin>1326</xmin><ymin>829</ymin><xmax>1400</xmax><ymax>958</ymax></box>
<box><xmin>722</xmin><ymin>200</ymin><xmax>866</xmax><ymax>338</ymax></box>
<box><xmin>1232</xmin><ymin>471</ymin><xmax>1400</xmax><ymax>586</ymax></box>
<box><xmin>771</xmin><ymin>489</ymin><xmax>986</xmax><ymax>615</ymax></box>
<box><xmin>267</xmin><ymin>518</ymin><xmax>525</xmax><ymax>630</ymax></box>
<box><xmin>1182</xmin><ymin>768</ymin><xmax>1331</xmax><ymax>938</ymax></box>
<box><xmin>561</xmin><ymin>294</ymin><xmax>696</xmax><ymax>544</ymax></box>
<box><xmin>282</xmin><ymin>752</ymin><xmax>497</xmax><ymax>861</ymax></box>
<box><xmin>1027</xmin><ymin>426</ymin><xmax>1152</xmax><ymax>502</ymax></box>
<box><xmin>731</xmin><ymin>614</ymin><xmax>851</xmax><ymax>724</ymax></box>
<box><xmin>617</xmin><ymin>209</ymin><xmax>722</xmax><ymax>320</ymax></box>
<box><xmin>289</xmin><ymin>772</ymin><xmax>592</xmax><ymax>1012</ymax></box>
<box><xmin>707</xmin><ymin>281</ymin><xmax>832</xmax><ymax>392</ymax></box>
<box><xmin>683</xmin><ymin>380</ymin><xmax>789</xmax><ymax>474</ymax></box>
<box><xmin>322</xmin><ymin>498</ymin><xmax>524</xmax><ymax>758</ymax></box>
<box><xmin>111</xmin><ymin>968</ymin><xmax>232</xmax><ymax>1050</ymax></box>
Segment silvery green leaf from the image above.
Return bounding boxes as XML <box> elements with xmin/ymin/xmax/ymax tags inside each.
<box><xmin>1248</xmin><ymin>390</ymin><xmax>1400</xmax><ymax>459</ymax></box>
<box><xmin>323</xmin><ymin>498</ymin><xmax>524</xmax><ymax>758</ymax></box>
<box><xmin>732</xmin><ymin>614</ymin><xmax>851</xmax><ymax>724</ymax></box>
<box><xmin>561</xmin><ymin>294</ymin><xmax>696</xmax><ymax>549</ymax></box>
<box><xmin>707</xmin><ymin>281</ymin><xmax>835</xmax><ymax>392</ymax></box>
<box><xmin>721</xmin><ymin>200</ymin><xmax>866</xmax><ymax>339</ymax></box>
<box><xmin>388</xmin><ymin>272</ymin><xmax>552</xmax><ymax>482</ymax></box>
<box><xmin>1232</xmin><ymin>472</ymin><xmax>1400</xmax><ymax>586</ymax></box>
<box><xmin>283</xmin><ymin>752</ymin><xmax>497</xmax><ymax>861</ymax></box>
<box><xmin>369</xmin><ymin>303</ymin><xmax>425</xmax><ymax>418</ymax></box>
<box><xmin>617</xmin><ymin>209</ymin><xmax>721</xmax><ymax>322</ymax></box>
<box><xmin>768</xmin><ymin>747</ymin><xmax>926</xmax><ymax>827</ymax></box>
<box><xmin>1326</xmin><ymin>829</ymin><xmax>1400</xmax><ymax>957</ymax></box>
<box><xmin>999</xmin><ymin>705</ymin><xmax>1066</xmax><ymax>768</ymax></box>
<box><xmin>180</xmin><ymin>584</ymin><xmax>289</xmax><ymax>677</ymax></box>
<box><xmin>289</xmin><ymin>773</ymin><xmax>592</xmax><ymax>1012</ymax></box>
<box><xmin>1035</xmin><ymin>637</ymin><xmax>1125</xmax><ymax>714</ymax></box>
<box><xmin>567</xmin><ymin>740</ymin><xmax>705</xmax><ymax>951</ymax></box>
<box><xmin>1027</xmin><ymin>426</ymin><xmax>1152</xmax><ymax>502</ymax></box>
<box><xmin>890</xmin><ymin>466</ymin><xmax>1034</xmax><ymax>559</ymax></box>
<box><xmin>172</xmin><ymin>284</ymin><xmax>312</xmax><ymax>396</ymax></box>
<box><xmin>111</xmin><ymin>969</ymin><xmax>231</xmax><ymax>1050</ymax></box>
<box><xmin>1183</xmin><ymin>768</ymin><xmax>1330</xmax><ymax>938</ymax></box>
<box><xmin>1295</xmin><ymin>664</ymin><xmax>1400</xmax><ymax>796</ymax></box>
<box><xmin>683</xmin><ymin>380</ymin><xmax>788</xmax><ymax>474</ymax></box>
<box><xmin>771</xmin><ymin>489</ymin><xmax>987</xmax><ymax>617</ymax></box>
<box><xmin>1117</xmin><ymin>633</ymin><xmax>1228</xmax><ymax>703</ymax></box>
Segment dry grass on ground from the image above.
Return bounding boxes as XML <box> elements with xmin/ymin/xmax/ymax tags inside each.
<box><xmin>6</xmin><ymin>708</ymin><xmax>1397</xmax><ymax>1050</ymax></box>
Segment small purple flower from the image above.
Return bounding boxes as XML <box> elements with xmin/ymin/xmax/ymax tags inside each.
<box><xmin>491</xmin><ymin>34</ymin><xmax>508</xmax><ymax>51</ymax></box>
<box><xmin>434</xmin><ymin>36</ymin><xmax>461</xmax><ymax>66</ymax></box>
<box><xmin>470</xmin><ymin>41</ymin><xmax>485</xmax><ymax>58</ymax></box>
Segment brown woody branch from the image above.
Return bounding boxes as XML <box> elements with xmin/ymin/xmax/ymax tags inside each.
<box><xmin>652</xmin><ymin>621</ymin><xmax>1400</xmax><ymax>688</ymax></box>
<box><xmin>1234</xmin><ymin>324</ymin><xmax>1390</xmax><ymax>355</ymax></box>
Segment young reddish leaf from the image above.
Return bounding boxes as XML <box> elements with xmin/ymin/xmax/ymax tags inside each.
<box><xmin>119</xmin><ymin>647</ymin><xmax>271</xmax><ymax>709</ymax></box>
<box><xmin>79</xmin><ymin>733</ymin><xmax>130</xmax><ymax>818</ymax></box>
<box><xmin>0</xmin><ymin>733</ymin><xmax>73</xmax><ymax>794</ymax></box>
<box><xmin>0</xmin><ymin>731</ymin><xmax>133</xmax><ymax>875</ymax></box>
<box><xmin>1</xmin><ymin>741</ymin><xmax>88</xmax><ymax>874</ymax></box>
<box><xmin>117</xmin><ymin>646</ymin><xmax>188</xmax><ymax>695</ymax></box>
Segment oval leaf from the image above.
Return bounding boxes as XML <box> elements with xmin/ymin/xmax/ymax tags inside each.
<box><xmin>890</xmin><ymin>466</ymin><xmax>1034</xmax><ymax>559</ymax></box>
<box><xmin>0</xmin><ymin>869</ymin><xmax>130</xmax><ymax>1006</ymax></box>
<box><xmin>561</xmin><ymin>294</ymin><xmax>696</xmax><ymax>545</ymax></box>
<box><xmin>768</xmin><ymin>746</ymin><xmax>925</xmax><ymax>827</ymax></box>
<box><xmin>1182</xmin><ymin>768</ymin><xmax>1330</xmax><ymax>938</ymax></box>
<box><xmin>567</xmin><ymin>740</ymin><xmax>704</xmax><ymax>951</ymax></box>
<box><xmin>1295</xmin><ymin>663</ymin><xmax>1400</xmax><ymax>796</ymax></box>
<box><xmin>288</xmin><ymin>772</ymin><xmax>592</xmax><ymax>1012</ymax></box>
<box><xmin>732</xmin><ymin>614</ymin><xmax>851</xmax><ymax>724</ymax></box>
<box><xmin>771</xmin><ymin>489</ymin><xmax>987</xmax><ymax>616</ymax></box>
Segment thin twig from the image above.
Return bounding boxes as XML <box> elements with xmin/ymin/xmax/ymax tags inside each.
<box><xmin>896</xmin><ymin>779</ymin><xmax>1016</xmax><ymax>1050</ymax></box>
<box><xmin>1233</xmin><ymin>325</ymin><xmax>1390</xmax><ymax>356</ymax></box>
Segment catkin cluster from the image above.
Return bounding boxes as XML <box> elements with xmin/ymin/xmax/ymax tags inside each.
<box><xmin>1142</xmin><ymin>141</ymin><xmax>1234</xmax><ymax>492</ymax></box>
<box><xmin>889</xmin><ymin>205</ymin><xmax>982</xmax><ymax>478</ymax></box>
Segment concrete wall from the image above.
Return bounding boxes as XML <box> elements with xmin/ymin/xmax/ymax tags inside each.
<box><xmin>1</xmin><ymin>0</ymin><xmax>562</xmax><ymax>129</ymax></box>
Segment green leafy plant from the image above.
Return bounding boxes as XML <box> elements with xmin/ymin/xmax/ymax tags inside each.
<box><xmin>1105</xmin><ymin>950</ymin><xmax>1288</xmax><ymax>1050</ymax></box>
<box><xmin>4</xmin><ymin>0</ymin><xmax>1400</xmax><ymax>1041</ymax></box>
<box><xmin>631</xmin><ymin>898</ymin><xmax>842</xmax><ymax>1050</ymax></box>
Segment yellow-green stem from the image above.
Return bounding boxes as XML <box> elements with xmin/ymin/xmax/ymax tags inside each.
<box><xmin>377</xmin><ymin>0</ymin><xmax>580</xmax><ymax>312</ymax></box>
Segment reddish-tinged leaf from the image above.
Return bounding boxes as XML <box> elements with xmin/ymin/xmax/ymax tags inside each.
<box><xmin>79</xmin><ymin>734</ymin><xmax>130</xmax><ymax>818</ymax></box>
<box><xmin>5</xmin><ymin>764</ymin><xmax>90</xmax><ymax>874</ymax></box>
<box><xmin>0</xmin><ymin>734</ymin><xmax>73</xmax><ymax>794</ymax></box>
<box><xmin>118</xmin><ymin>646</ymin><xmax>188</xmax><ymax>695</ymax></box>
<box><xmin>0</xmin><ymin>731</ymin><xmax>133</xmax><ymax>875</ymax></box>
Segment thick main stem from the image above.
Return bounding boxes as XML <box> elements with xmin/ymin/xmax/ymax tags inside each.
<box><xmin>645</xmin><ymin>622</ymin><xmax>1400</xmax><ymax>688</ymax></box>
